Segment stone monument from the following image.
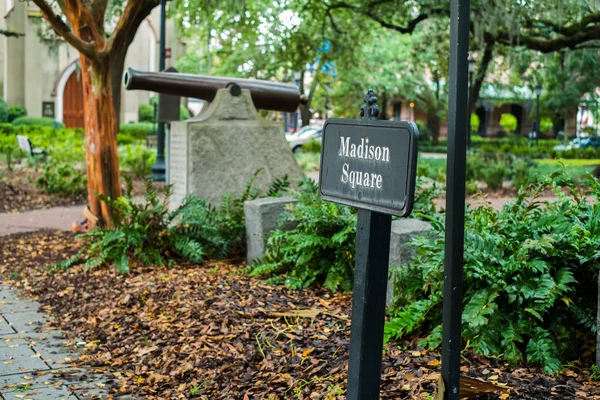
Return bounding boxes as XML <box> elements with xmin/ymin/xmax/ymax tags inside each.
<box><xmin>169</xmin><ymin>86</ymin><xmax>303</xmax><ymax>208</ymax></box>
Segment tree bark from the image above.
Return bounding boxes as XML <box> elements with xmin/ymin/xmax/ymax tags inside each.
<box><xmin>80</xmin><ymin>55</ymin><xmax>122</xmax><ymax>225</ymax></box>
<box><xmin>429</xmin><ymin>112</ymin><xmax>441</xmax><ymax>146</ymax></box>
<box><xmin>469</xmin><ymin>41</ymin><xmax>494</xmax><ymax>114</ymax></box>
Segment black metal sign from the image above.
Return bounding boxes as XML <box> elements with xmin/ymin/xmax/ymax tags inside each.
<box><xmin>318</xmin><ymin>90</ymin><xmax>419</xmax><ymax>400</ymax></box>
<box><xmin>319</xmin><ymin>116</ymin><xmax>418</xmax><ymax>216</ymax></box>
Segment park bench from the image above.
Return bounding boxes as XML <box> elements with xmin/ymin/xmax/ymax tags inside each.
<box><xmin>16</xmin><ymin>135</ymin><xmax>47</xmax><ymax>159</ymax></box>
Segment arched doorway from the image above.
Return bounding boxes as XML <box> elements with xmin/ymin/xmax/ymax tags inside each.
<box><xmin>62</xmin><ymin>71</ymin><xmax>84</xmax><ymax>128</ymax></box>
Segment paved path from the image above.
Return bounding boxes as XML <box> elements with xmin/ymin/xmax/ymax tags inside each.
<box><xmin>0</xmin><ymin>283</ymin><xmax>110</xmax><ymax>399</ymax></box>
<box><xmin>0</xmin><ymin>206</ymin><xmax>83</xmax><ymax>236</ymax></box>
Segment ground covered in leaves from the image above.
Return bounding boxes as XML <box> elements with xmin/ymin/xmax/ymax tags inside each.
<box><xmin>1</xmin><ymin>231</ymin><xmax>600</xmax><ymax>399</ymax></box>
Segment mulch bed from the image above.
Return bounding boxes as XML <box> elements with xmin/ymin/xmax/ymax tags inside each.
<box><xmin>1</xmin><ymin>231</ymin><xmax>600</xmax><ymax>399</ymax></box>
<box><xmin>0</xmin><ymin>169</ymin><xmax>86</xmax><ymax>213</ymax></box>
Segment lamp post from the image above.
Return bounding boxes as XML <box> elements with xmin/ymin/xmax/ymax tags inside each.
<box><xmin>467</xmin><ymin>56</ymin><xmax>476</xmax><ymax>150</ymax></box>
<box><xmin>534</xmin><ymin>85</ymin><xmax>542</xmax><ymax>146</ymax></box>
<box><xmin>151</xmin><ymin>0</ymin><xmax>167</xmax><ymax>181</ymax></box>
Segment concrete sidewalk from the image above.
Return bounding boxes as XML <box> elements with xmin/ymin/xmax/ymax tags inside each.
<box><xmin>0</xmin><ymin>206</ymin><xmax>83</xmax><ymax>237</ymax></box>
<box><xmin>0</xmin><ymin>283</ymin><xmax>111</xmax><ymax>399</ymax></box>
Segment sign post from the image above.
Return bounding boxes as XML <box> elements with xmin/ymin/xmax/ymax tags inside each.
<box><xmin>319</xmin><ymin>90</ymin><xmax>418</xmax><ymax>399</ymax></box>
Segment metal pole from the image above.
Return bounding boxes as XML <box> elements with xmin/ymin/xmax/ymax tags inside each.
<box><xmin>151</xmin><ymin>0</ymin><xmax>167</xmax><ymax>181</ymax></box>
<box><xmin>346</xmin><ymin>209</ymin><xmax>392</xmax><ymax>400</ymax></box>
<box><xmin>442</xmin><ymin>0</ymin><xmax>470</xmax><ymax>399</ymax></box>
<box><xmin>536</xmin><ymin>94</ymin><xmax>540</xmax><ymax>146</ymax></box>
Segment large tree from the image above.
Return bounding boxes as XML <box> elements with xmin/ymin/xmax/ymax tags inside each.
<box><xmin>31</xmin><ymin>0</ymin><xmax>160</xmax><ymax>225</ymax></box>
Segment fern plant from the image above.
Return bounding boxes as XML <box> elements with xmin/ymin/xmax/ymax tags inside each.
<box><xmin>249</xmin><ymin>177</ymin><xmax>357</xmax><ymax>292</ymax></box>
<box><xmin>386</xmin><ymin>170</ymin><xmax>600</xmax><ymax>373</ymax></box>
<box><xmin>59</xmin><ymin>171</ymin><xmax>290</xmax><ymax>273</ymax></box>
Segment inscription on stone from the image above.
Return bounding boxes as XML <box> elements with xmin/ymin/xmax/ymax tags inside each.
<box><xmin>169</xmin><ymin>128</ymin><xmax>188</xmax><ymax>209</ymax></box>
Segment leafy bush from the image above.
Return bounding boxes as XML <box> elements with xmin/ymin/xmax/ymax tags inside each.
<box><xmin>59</xmin><ymin>171</ymin><xmax>290</xmax><ymax>273</ymax></box>
<box><xmin>0</xmin><ymin>99</ymin><xmax>8</xmax><ymax>123</ymax></box>
<box><xmin>35</xmin><ymin>161</ymin><xmax>87</xmax><ymax>197</ymax></box>
<box><xmin>250</xmin><ymin>177</ymin><xmax>357</xmax><ymax>292</ymax></box>
<box><xmin>119</xmin><ymin>123</ymin><xmax>155</xmax><ymax>140</ymax></box>
<box><xmin>181</xmin><ymin>105</ymin><xmax>191</xmax><ymax>120</ymax></box>
<box><xmin>8</xmin><ymin>105</ymin><xmax>27</xmax><ymax>122</ymax></box>
<box><xmin>480</xmin><ymin>157</ymin><xmax>510</xmax><ymax>190</ymax></box>
<box><xmin>540</xmin><ymin>117</ymin><xmax>553</xmax><ymax>134</ymax></box>
<box><xmin>511</xmin><ymin>158</ymin><xmax>531</xmax><ymax>190</ymax></box>
<box><xmin>499</xmin><ymin>113</ymin><xmax>518</xmax><ymax>134</ymax></box>
<box><xmin>386</xmin><ymin>172</ymin><xmax>600</xmax><ymax>373</ymax></box>
<box><xmin>12</xmin><ymin>117</ymin><xmax>64</xmax><ymax>128</ymax></box>
<box><xmin>471</xmin><ymin>113</ymin><xmax>480</xmax><ymax>133</ymax></box>
<box><xmin>415</xmin><ymin>120</ymin><xmax>431</xmax><ymax>142</ymax></box>
<box><xmin>0</xmin><ymin>134</ymin><xmax>25</xmax><ymax>171</ymax></box>
<box><xmin>302</xmin><ymin>139</ymin><xmax>322</xmax><ymax>153</ymax></box>
<box><xmin>119</xmin><ymin>145</ymin><xmax>156</xmax><ymax>178</ymax></box>
<box><xmin>138</xmin><ymin>104</ymin><xmax>155</xmax><ymax>123</ymax></box>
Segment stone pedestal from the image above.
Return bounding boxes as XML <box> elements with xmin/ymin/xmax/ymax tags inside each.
<box><xmin>169</xmin><ymin>88</ymin><xmax>303</xmax><ymax>209</ymax></box>
<box><xmin>244</xmin><ymin>196</ymin><xmax>298</xmax><ymax>264</ymax></box>
<box><xmin>386</xmin><ymin>218</ymin><xmax>432</xmax><ymax>307</ymax></box>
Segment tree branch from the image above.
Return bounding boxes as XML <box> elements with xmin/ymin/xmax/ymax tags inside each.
<box><xmin>103</xmin><ymin>0</ymin><xmax>159</xmax><ymax>57</ymax></box>
<box><xmin>0</xmin><ymin>29</ymin><xmax>25</xmax><ymax>37</ymax></box>
<box><xmin>496</xmin><ymin>24</ymin><xmax>600</xmax><ymax>53</ymax></box>
<box><xmin>31</xmin><ymin>0</ymin><xmax>98</xmax><ymax>61</ymax></box>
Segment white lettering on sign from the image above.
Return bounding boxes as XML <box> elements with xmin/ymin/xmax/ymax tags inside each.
<box><xmin>339</xmin><ymin>136</ymin><xmax>388</xmax><ymax>189</ymax></box>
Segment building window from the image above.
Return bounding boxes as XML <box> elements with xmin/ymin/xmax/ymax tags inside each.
<box><xmin>6</xmin><ymin>0</ymin><xmax>13</xmax><ymax>12</ymax></box>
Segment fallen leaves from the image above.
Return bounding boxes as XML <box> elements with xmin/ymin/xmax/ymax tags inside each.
<box><xmin>1</xmin><ymin>231</ymin><xmax>600</xmax><ymax>399</ymax></box>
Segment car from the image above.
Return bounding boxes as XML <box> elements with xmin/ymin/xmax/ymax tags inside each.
<box><xmin>553</xmin><ymin>136</ymin><xmax>600</xmax><ymax>151</ymax></box>
<box><xmin>286</xmin><ymin>127</ymin><xmax>323</xmax><ymax>153</ymax></box>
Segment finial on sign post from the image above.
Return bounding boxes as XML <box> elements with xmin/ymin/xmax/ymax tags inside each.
<box><xmin>359</xmin><ymin>89</ymin><xmax>380</xmax><ymax>120</ymax></box>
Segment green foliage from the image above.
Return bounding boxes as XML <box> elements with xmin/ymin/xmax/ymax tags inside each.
<box><xmin>12</xmin><ymin>117</ymin><xmax>64</xmax><ymax>128</ymax></box>
<box><xmin>471</xmin><ymin>113</ymin><xmax>480</xmax><ymax>133</ymax></box>
<box><xmin>180</xmin><ymin>106</ymin><xmax>191</xmax><ymax>120</ymax></box>
<box><xmin>249</xmin><ymin>177</ymin><xmax>357</xmax><ymax>292</ymax></box>
<box><xmin>118</xmin><ymin>145</ymin><xmax>156</xmax><ymax>178</ymax></box>
<box><xmin>8</xmin><ymin>105</ymin><xmax>26</xmax><ymax>123</ymax></box>
<box><xmin>0</xmin><ymin>134</ymin><xmax>24</xmax><ymax>171</ymax></box>
<box><xmin>415</xmin><ymin>121</ymin><xmax>431</xmax><ymax>142</ymax></box>
<box><xmin>511</xmin><ymin>158</ymin><xmax>531</xmax><ymax>190</ymax></box>
<box><xmin>59</xmin><ymin>180</ymin><xmax>208</xmax><ymax>273</ymax></box>
<box><xmin>35</xmin><ymin>161</ymin><xmax>87</xmax><ymax>197</ymax></box>
<box><xmin>118</xmin><ymin>123</ymin><xmax>155</xmax><ymax>140</ymax></box>
<box><xmin>295</xmin><ymin>152</ymin><xmax>320</xmax><ymax>172</ymax></box>
<box><xmin>138</xmin><ymin>104</ymin><xmax>155</xmax><ymax>123</ymax></box>
<box><xmin>59</xmin><ymin>171</ymin><xmax>290</xmax><ymax>272</ymax></box>
<box><xmin>499</xmin><ymin>114</ymin><xmax>518</xmax><ymax>133</ymax></box>
<box><xmin>387</xmin><ymin>172</ymin><xmax>600</xmax><ymax>373</ymax></box>
<box><xmin>540</xmin><ymin>117</ymin><xmax>553</xmax><ymax>134</ymax></box>
<box><xmin>302</xmin><ymin>139</ymin><xmax>322</xmax><ymax>153</ymax></box>
<box><xmin>480</xmin><ymin>157</ymin><xmax>511</xmax><ymax>190</ymax></box>
<box><xmin>0</xmin><ymin>99</ymin><xmax>8</xmax><ymax>123</ymax></box>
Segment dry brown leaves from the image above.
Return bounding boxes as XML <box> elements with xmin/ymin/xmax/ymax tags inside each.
<box><xmin>1</xmin><ymin>231</ymin><xmax>600</xmax><ymax>399</ymax></box>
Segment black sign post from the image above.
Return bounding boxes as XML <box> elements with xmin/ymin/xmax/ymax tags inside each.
<box><xmin>319</xmin><ymin>90</ymin><xmax>418</xmax><ymax>399</ymax></box>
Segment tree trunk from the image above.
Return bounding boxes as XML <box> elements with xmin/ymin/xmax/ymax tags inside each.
<box><xmin>429</xmin><ymin>112</ymin><xmax>441</xmax><ymax>146</ymax></box>
<box><xmin>469</xmin><ymin>41</ymin><xmax>494</xmax><ymax>113</ymax></box>
<box><xmin>80</xmin><ymin>55</ymin><xmax>122</xmax><ymax>226</ymax></box>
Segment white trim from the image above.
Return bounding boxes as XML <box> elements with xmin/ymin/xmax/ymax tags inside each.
<box><xmin>55</xmin><ymin>61</ymin><xmax>79</xmax><ymax>123</ymax></box>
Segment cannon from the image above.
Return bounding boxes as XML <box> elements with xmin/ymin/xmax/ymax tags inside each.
<box><xmin>122</xmin><ymin>67</ymin><xmax>304</xmax><ymax>209</ymax></box>
<box><xmin>123</xmin><ymin>68</ymin><xmax>306</xmax><ymax>113</ymax></box>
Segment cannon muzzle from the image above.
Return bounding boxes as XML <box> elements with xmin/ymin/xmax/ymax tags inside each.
<box><xmin>124</xmin><ymin>68</ymin><xmax>305</xmax><ymax>113</ymax></box>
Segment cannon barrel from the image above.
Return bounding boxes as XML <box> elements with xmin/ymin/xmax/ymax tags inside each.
<box><xmin>124</xmin><ymin>68</ymin><xmax>304</xmax><ymax>113</ymax></box>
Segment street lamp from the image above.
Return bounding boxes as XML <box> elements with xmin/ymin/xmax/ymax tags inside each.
<box><xmin>467</xmin><ymin>56</ymin><xmax>476</xmax><ymax>150</ymax></box>
<box><xmin>534</xmin><ymin>85</ymin><xmax>542</xmax><ymax>146</ymax></box>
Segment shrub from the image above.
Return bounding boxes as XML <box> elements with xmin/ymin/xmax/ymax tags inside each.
<box><xmin>480</xmin><ymin>157</ymin><xmax>510</xmax><ymax>190</ymax></box>
<box><xmin>8</xmin><ymin>105</ymin><xmax>26</xmax><ymax>122</ymax></box>
<box><xmin>119</xmin><ymin>122</ymin><xmax>155</xmax><ymax>140</ymax></box>
<box><xmin>138</xmin><ymin>103</ymin><xmax>155</xmax><ymax>123</ymax></box>
<box><xmin>511</xmin><ymin>158</ymin><xmax>531</xmax><ymax>190</ymax></box>
<box><xmin>0</xmin><ymin>134</ymin><xmax>25</xmax><ymax>171</ymax></box>
<box><xmin>119</xmin><ymin>144</ymin><xmax>156</xmax><ymax>178</ymax></box>
<box><xmin>35</xmin><ymin>161</ymin><xmax>87</xmax><ymax>197</ymax></box>
<box><xmin>470</xmin><ymin>113</ymin><xmax>480</xmax><ymax>133</ymax></box>
<box><xmin>499</xmin><ymin>113</ymin><xmax>517</xmax><ymax>134</ymax></box>
<box><xmin>540</xmin><ymin>117</ymin><xmax>553</xmax><ymax>134</ymax></box>
<box><xmin>12</xmin><ymin>117</ymin><xmax>65</xmax><ymax>128</ymax></box>
<box><xmin>0</xmin><ymin>123</ymin><xmax>13</xmax><ymax>134</ymax></box>
<box><xmin>181</xmin><ymin>105</ymin><xmax>191</xmax><ymax>120</ymax></box>
<box><xmin>415</xmin><ymin>120</ymin><xmax>431</xmax><ymax>142</ymax></box>
<box><xmin>302</xmin><ymin>139</ymin><xmax>322</xmax><ymax>153</ymax></box>
<box><xmin>250</xmin><ymin>177</ymin><xmax>357</xmax><ymax>291</ymax></box>
<box><xmin>0</xmin><ymin>99</ymin><xmax>8</xmax><ymax>123</ymax></box>
<box><xmin>386</xmin><ymin>172</ymin><xmax>600</xmax><ymax>373</ymax></box>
